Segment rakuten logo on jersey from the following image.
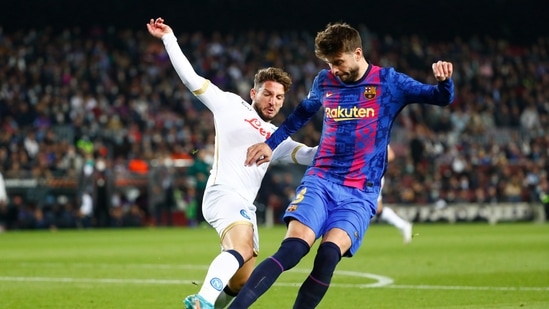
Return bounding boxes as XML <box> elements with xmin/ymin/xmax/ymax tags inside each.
<box><xmin>325</xmin><ymin>106</ymin><xmax>375</xmax><ymax>121</ymax></box>
<box><xmin>244</xmin><ymin>118</ymin><xmax>271</xmax><ymax>139</ymax></box>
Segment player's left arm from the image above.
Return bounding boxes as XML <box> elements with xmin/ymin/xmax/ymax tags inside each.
<box><xmin>395</xmin><ymin>61</ymin><xmax>455</xmax><ymax>106</ymax></box>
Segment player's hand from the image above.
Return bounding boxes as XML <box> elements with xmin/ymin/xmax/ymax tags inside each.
<box><xmin>432</xmin><ymin>61</ymin><xmax>453</xmax><ymax>82</ymax></box>
<box><xmin>245</xmin><ymin>143</ymin><xmax>273</xmax><ymax>166</ymax></box>
<box><xmin>146</xmin><ymin>17</ymin><xmax>173</xmax><ymax>39</ymax></box>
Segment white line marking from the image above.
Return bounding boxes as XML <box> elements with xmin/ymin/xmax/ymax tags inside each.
<box><xmin>0</xmin><ymin>276</ymin><xmax>547</xmax><ymax>292</ymax></box>
<box><xmin>18</xmin><ymin>262</ymin><xmax>210</xmax><ymax>270</ymax></box>
<box><xmin>4</xmin><ymin>263</ymin><xmax>548</xmax><ymax>292</ymax></box>
<box><xmin>15</xmin><ymin>262</ymin><xmax>393</xmax><ymax>288</ymax></box>
<box><xmin>384</xmin><ymin>285</ymin><xmax>549</xmax><ymax>292</ymax></box>
<box><xmin>0</xmin><ymin>276</ymin><xmax>195</xmax><ymax>285</ymax></box>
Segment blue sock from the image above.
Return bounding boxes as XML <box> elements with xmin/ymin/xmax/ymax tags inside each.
<box><xmin>228</xmin><ymin>237</ymin><xmax>310</xmax><ymax>308</ymax></box>
<box><xmin>293</xmin><ymin>242</ymin><xmax>341</xmax><ymax>309</ymax></box>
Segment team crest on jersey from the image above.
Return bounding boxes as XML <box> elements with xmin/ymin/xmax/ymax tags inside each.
<box><xmin>363</xmin><ymin>86</ymin><xmax>377</xmax><ymax>100</ymax></box>
<box><xmin>287</xmin><ymin>204</ymin><xmax>298</xmax><ymax>212</ymax></box>
<box><xmin>240</xmin><ymin>209</ymin><xmax>251</xmax><ymax>220</ymax></box>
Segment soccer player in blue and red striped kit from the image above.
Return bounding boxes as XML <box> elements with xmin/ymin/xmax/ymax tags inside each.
<box><xmin>229</xmin><ymin>22</ymin><xmax>454</xmax><ymax>308</ymax></box>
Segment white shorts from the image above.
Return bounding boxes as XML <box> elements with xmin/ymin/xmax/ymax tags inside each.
<box><xmin>202</xmin><ymin>185</ymin><xmax>260</xmax><ymax>253</ymax></box>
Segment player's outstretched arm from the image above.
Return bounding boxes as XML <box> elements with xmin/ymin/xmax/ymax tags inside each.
<box><xmin>146</xmin><ymin>17</ymin><xmax>173</xmax><ymax>39</ymax></box>
<box><xmin>432</xmin><ymin>60</ymin><xmax>453</xmax><ymax>82</ymax></box>
<box><xmin>145</xmin><ymin>17</ymin><xmax>208</xmax><ymax>98</ymax></box>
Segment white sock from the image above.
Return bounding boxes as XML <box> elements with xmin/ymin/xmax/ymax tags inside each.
<box><xmin>380</xmin><ymin>206</ymin><xmax>409</xmax><ymax>231</ymax></box>
<box><xmin>198</xmin><ymin>251</ymin><xmax>240</xmax><ymax>305</ymax></box>
<box><xmin>214</xmin><ymin>290</ymin><xmax>235</xmax><ymax>309</ymax></box>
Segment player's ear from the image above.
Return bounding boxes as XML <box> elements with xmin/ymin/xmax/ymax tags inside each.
<box><xmin>250</xmin><ymin>88</ymin><xmax>256</xmax><ymax>101</ymax></box>
<box><xmin>354</xmin><ymin>48</ymin><xmax>363</xmax><ymax>61</ymax></box>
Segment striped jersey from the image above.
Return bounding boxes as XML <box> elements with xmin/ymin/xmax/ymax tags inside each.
<box><xmin>266</xmin><ymin>64</ymin><xmax>454</xmax><ymax>192</ymax></box>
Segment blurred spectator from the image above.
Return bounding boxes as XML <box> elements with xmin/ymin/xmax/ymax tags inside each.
<box><xmin>538</xmin><ymin>178</ymin><xmax>549</xmax><ymax>220</ymax></box>
<box><xmin>150</xmin><ymin>152</ymin><xmax>176</xmax><ymax>226</ymax></box>
<box><xmin>186</xmin><ymin>148</ymin><xmax>212</xmax><ymax>226</ymax></box>
<box><xmin>502</xmin><ymin>175</ymin><xmax>524</xmax><ymax>203</ymax></box>
<box><xmin>93</xmin><ymin>157</ymin><xmax>115</xmax><ymax>227</ymax></box>
<box><xmin>0</xmin><ymin>171</ymin><xmax>9</xmax><ymax>231</ymax></box>
<box><xmin>57</xmin><ymin>143</ymin><xmax>85</xmax><ymax>177</ymax></box>
<box><xmin>183</xmin><ymin>186</ymin><xmax>198</xmax><ymax>227</ymax></box>
<box><xmin>409</xmin><ymin>131</ymin><xmax>425</xmax><ymax>167</ymax></box>
<box><xmin>78</xmin><ymin>191</ymin><xmax>93</xmax><ymax>228</ymax></box>
<box><xmin>520</xmin><ymin>102</ymin><xmax>541</xmax><ymax>131</ymax></box>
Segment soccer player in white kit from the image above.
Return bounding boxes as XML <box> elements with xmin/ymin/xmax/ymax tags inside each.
<box><xmin>376</xmin><ymin>145</ymin><xmax>413</xmax><ymax>243</ymax></box>
<box><xmin>147</xmin><ymin>18</ymin><xmax>317</xmax><ymax>309</ymax></box>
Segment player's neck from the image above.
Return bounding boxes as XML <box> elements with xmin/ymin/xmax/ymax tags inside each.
<box><xmin>358</xmin><ymin>60</ymin><xmax>369</xmax><ymax>80</ymax></box>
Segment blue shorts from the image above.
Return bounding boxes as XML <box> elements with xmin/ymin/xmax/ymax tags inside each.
<box><xmin>283</xmin><ymin>175</ymin><xmax>378</xmax><ymax>257</ymax></box>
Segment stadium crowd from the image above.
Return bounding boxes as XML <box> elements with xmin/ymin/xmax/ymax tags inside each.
<box><xmin>0</xmin><ymin>25</ymin><xmax>548</xmax><ymax>230</ymax></box>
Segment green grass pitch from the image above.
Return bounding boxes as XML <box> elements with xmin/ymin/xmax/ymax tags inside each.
<box><xmin>1</xmin><ymin>223</ymin><xmax>548</xmax><ymax>308</ymax></box>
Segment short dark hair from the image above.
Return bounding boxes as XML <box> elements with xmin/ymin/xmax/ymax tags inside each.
<box><xmin>253</xmin><ymin>67</ymin><xmax>292</xmax><ymax>92</ymax></box>
<box><xmin>314</xmin><ymin>22</ymin><xmax>363</xmax><ymax>59</ymax></box>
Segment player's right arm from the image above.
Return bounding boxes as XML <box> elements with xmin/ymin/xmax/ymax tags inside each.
<box><xmin>147</xmin><ymin>18</ymin><xmax>205</xmax><ymax>93</ymax></box>
<box><xmin>147</xmin><ymin>17</ymin><xmax>237</xmax><ymax>116</ymax></box>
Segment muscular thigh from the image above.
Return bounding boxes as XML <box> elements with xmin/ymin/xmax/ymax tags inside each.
<box><xmin>221</xmin><ymin>223</ymin><xmax>255</xmax><ymax>261</ymax></box>
<box><xmin>203</xmin><ymin>186</ymin><xmax>260</xmax><ymax>252</ymax></box>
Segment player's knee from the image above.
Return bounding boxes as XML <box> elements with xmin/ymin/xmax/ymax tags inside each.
<box><xmin>230</xmin><ymin>246</ymin><xmax>255</xmax><ymax>262</ymax></box>
<box><xmin>223</xmin><ymin>224</ymin><xmax>255</xmax><ymax>261</ymax></box>
<box><xmin>226</xmin><ymin>249</ymin><xmax>245</xmax><ymax>268</ymax></box>
<box><xmin>309</xmin><ymin>242</ymin><xmax>341</xmax><ymax>282</ymax></box>
<box><xmin>272</xmin><ymin>237</ymin><xmax>310</xmax><ymax>270</ymax></box>
<box><xmin>316</xmin><ymin>241</ymin><xmax>342</xmax><ymax>266</ymax></box>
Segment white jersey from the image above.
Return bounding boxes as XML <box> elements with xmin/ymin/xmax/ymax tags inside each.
<box><xmin>162</xmin><ymin>33</ymin><xmax>316</xmax><ymax>204</ymax></box>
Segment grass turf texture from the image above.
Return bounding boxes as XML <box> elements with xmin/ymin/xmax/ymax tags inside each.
<box><xmin>1</xmin><ymin>223</ymin><xmax>548</xmax><ymax>308</ymax></box>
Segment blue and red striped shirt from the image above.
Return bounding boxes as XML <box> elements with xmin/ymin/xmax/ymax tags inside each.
<box><xmin>267</xmin><ymin>64</ymin><xmax>454</xmax><ymax>191</ymax></box>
